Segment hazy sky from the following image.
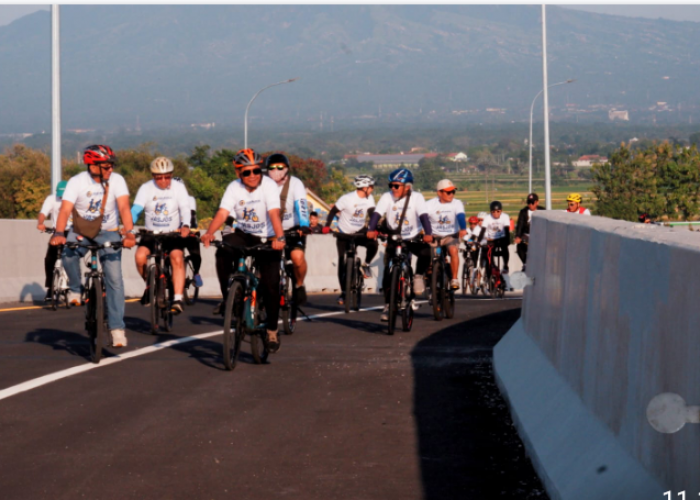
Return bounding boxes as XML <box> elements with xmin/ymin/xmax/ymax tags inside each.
<box><xmin>2</xmin><ymin>4</ymin><xmax>700</xmax><ymax>26</ymax></box>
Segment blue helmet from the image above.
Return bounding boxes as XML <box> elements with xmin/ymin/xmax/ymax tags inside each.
<box><xmin>388</xmin><ymin>168</ymin><xmax>413</xmax><ymax>184</ymax></box>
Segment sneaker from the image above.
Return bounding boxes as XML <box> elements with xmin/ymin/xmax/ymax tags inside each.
<box><xmin>450</xmin><ymin>278</ymin><xmax>460</xmax><ymax>290</ymax></box>
<box><xmin>361</xmin><ymin>263</ymin><xmax>372</xmax><ymax>279</ymax></box>
<box><xmin>337</xmin><ymin>293</ymin><xmax>345</xmax><ymax>305</ymax></box>
<box><xmin>295</xmin><ymin>285</ymin><xmax>308</xmax><ymax>306</ymax></box>
<box><xmin>413</xmin><ymin>275</ymin><xmax>425</xmax><ymax>296</ymax></box>
<box><xmin>411</xmin><ymin>300</ymin><xmax>420</xmax><ymax>311</ymax></box>
<box><xmin>194</xmin><ymin>274</ymin><xmax>203</xmax><ymax>288</ymax></box>
<box><xmin>380</xmin><ymin>304</ymin><xmax>390</xmax><ymax>322</ymax></box>
<box><xmin>140</xmin><ymin>287</ymin><xmax>150</xmax><ymax>306</ymax></box>
<box><xmin>111</xmin><ymin>328</ymin><xmax>128</xmax><ymax>348</ymax></box>
<box><xmin>68</xmin><ymin>292</ymin><xmax>82</xmax><ymax>307</ymax></box>
<box><xmin>503</xmin><ymin>266</ymin><xmax>510</xmax><ymax>274</ymax></box>
<box><xmin>267</xmin><ymin>330</ymin><xmax>281</xmax><ymax>353</ymax></box>
<box><xmin>170</xmin><ymin>300</ymin><xmax>184</xmax><ymax>315</ymax></box>
<box><xmin>44</xmin><ymin>289</ymin><xmax>53</xmax><ymax>302</ymax></box>
<box><xmin>213</xmin><ymin>301</ymin><xmax>224</xmax><ymax>316</ymax></box>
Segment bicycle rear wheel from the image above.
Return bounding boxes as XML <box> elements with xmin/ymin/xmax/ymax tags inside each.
<box><xmin>387</xmin><ymin>265</ymin><xmax>400</xmax><ymax>336</ymax></box>
<box><xmin>184</xmin><ymin>256</ymin><xmax>199</xmax><ymax>305</ymax></box>
<box><xmin>401</xmin><ymin>265</ymin><xmax>414</xmax><ymax>332</ymax></box>
<box><xmin>461</xmin><ymin>262</ymin><xmax>470</xmax><ymax>297</ymax></box>
<box><xmin>223</xmin><ymin>281</ymin><xmax>245</xmax><ymax>371</ymax></box>
<box><xmin>344</xmin><ymin>255</ymin><xmax>353</xmax><ymax>314</ymax></box>
<box><xmin>148</xmin><ymin>265</ymin><xmax>158</xmax><ymax>334</ymax></box>
<box><xmin>50</xmin><ymin>268</ymin><xmax>61</xmax><ymax>311</ymax></box>
<box><xmin>250</xmin><ymin>291</ymin><xmax>269</xmax><ymax>364</ymax></box>
<box><xmin>353</xmin><ymin>258</ymin><xmax>363</xmax><ymax>311</ymax></box>
<box><xmin>88</xmin><ymin>277</ymin><xmax>105</xmax><ymax>364</ymax></box>
<box><xmin>431</xmin><ymin>260</ymin><xmax>444</xmax><ymax>321</ymax></box>
<box><xmin>281</xmin><ymin>268</ymin><xmax>295</xmax><ymax>335</ymax></box>
<box><xmin>162</xmin><ymin>275</ymin><xmax>174</xmax><ymax>333</ymax></box>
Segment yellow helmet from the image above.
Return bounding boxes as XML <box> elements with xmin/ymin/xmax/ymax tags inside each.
<box><xmin>566</xmin><ymin>193</ymin><xmax>582</xmax><ymax>203</ymax></box>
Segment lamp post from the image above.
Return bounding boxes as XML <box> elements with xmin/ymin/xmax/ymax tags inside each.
<box><xmin>244</xmin><ymin>78</ymin><xmax>298</xmax><ymax>149</ymax></box>
<box><xmin>528</xmin><ymin>79</ymin><xmax>574</xmax><ymax>193</ymax></box>
<box><xmin>51</xmin><ymin>5</ymin><xmax>61</xmax><ymax>195</ymax></box>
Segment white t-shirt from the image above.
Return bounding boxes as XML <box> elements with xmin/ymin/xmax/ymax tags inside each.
<box><xmin>481</xmin><ymin>213</ymin><xmax>511</xmax><ymax>240</ymax></box>
<box><xmin>464</xmin><ymin>225</ymin><xmax>486</xmax><ymax>246</ymax></box>
<box><xmin>564</xmin><ymin>207</ymin><xmax>591</xmax><ymax>216</ymax></box>
<box><xmin>276</xmin><ymin>176</ymin><xmax>308</xmax><ymax>230</ymax></box>
<box><xmin>133</xmin><ymin>180</ymin><xmax>191</xmax><ymax>232</ymax></box>
<box><xmin>62</xmin><ymin>171</ymin><xmax>129</xmax><ymax>231</ymax></box>
<box><xmin>40</xmin><ymin>194</ymin><xmax>72</xmax><ymax>228</ymax></box>
<box><xmin>374</xmin><ymin>191</ymin><xmax>428</xmax><ymax>239</ymax></box>
<box><xmin>220</xmin><ymin>176</ymin><xmax>280</xmax><ymax>238</ymax></box>
<box><xmin>425</xmin><ymin>197</ymin><xmax>465</xmax><ymax>237</ymax></box>
<box><xmin>335</xmin><ymin>191</ymin><xmax>376</xmax><ymax>234</ymax></box>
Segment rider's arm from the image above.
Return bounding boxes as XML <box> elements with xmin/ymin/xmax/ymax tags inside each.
<box><xmin>325</xmin><ymin>206</ymin><xmax>340</xmax><ymax>227</ymax></box>
<box><xmin>131</xmin><ymin>205</ymin><xmax>144</xmax><ymax>225</ymax></box>
<box><xmin>268</xmin><ymin>208</ymin><xmax>284</xmax><ymax>240</ymax></box>
<box><xmin>456</xmin><ymin>213</ymin><xmax>467</xmax><ymax>231</ymax></box>
<box><xmin>204</xmin><ymin>208</ymin><xmax>229</xmax><ymax>238</ymax></box>
<box><xmin>367</xmin><ymin>211</ymin><xmax>381</xmax><ymax>232</ymax></box>
<box><xmin>419</xmin><ymin>214</ymin><xmax>432</xmax><ymax>236</ymax></box>
<box><xmin>478</xmin><ymin>227</ymin><xmax>486</xmax><ymax>242</ymax></box>
<box><xmin>501</xmin><ymin>226</ymin><xmax>510</xmax><ymax>244</ymax></box>
<box><xmin>176</xmin><ymin>186</ymin><xmax>191</xmax><ymax>228</ymax></box>
<box><xmin>54</xmin><ymin>200</ymin><xmax>74</xmax><ymax>235</ymax></box>
<box><xmin>117</xmin><ymin>194</ymin><xmax>135</xmax><ymax>233</ymax></box>
<box><xmin>295</xmin><ymin>199</ymin><xmax>309</xmax><ymax>228</ymax></box>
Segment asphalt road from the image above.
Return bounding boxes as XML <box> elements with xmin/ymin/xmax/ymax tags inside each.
<box><xmin>0</xmin><ymin>293</ymin><xmax>547</xmax><ymax>500</ymax></box>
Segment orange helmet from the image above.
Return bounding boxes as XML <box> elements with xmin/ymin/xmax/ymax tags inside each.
<box><xmin>233</xmin><ymin>149</ymin><xmax>262</xmax><ymax>169</ymax></box>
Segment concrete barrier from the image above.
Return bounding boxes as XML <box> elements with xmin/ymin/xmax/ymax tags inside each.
<box><xmin>493</xmin><ymin>211</ymin><xmax>700</xmax><ymax>498</ymax></box>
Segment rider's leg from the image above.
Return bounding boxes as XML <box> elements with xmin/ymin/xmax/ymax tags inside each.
<box><xmin>336</xmin><ymin>238</ymin><xmax>348</xmax><ymax>290</ymax></box>
<box><xmin>500</xmin><ymin>239</ymin><xmax>510</xmax><ymax>271</ymax></box>
<box><xmin>215</xmin><ymin>232</ymin><xmax>245</xmax><ymax>299</ymax></box>
<box><xmin>63</xmin><ymin>230</ymin><xmax>86</xmax><ymax>296</ymax></box>
<box><xmin>255</xmin><ymin>244</ymin><xmax>282</xmax><ymax>336</ymax></box>
<box><xmin>290</xmin><ymin>248</ymin><xmax>306</xmax><ymax>287</ymax></box>
<box><xmin>135</xmin><ymin>245</ymin><xmax>151</xmax><ymax>281</ymax></box>
<box><xmin>448</xmin><ymin>243</ymin><xmax>460</xmax><ymax>279</ymax></box>
<box><xmin>516</xmin><ymin>242</ymin><xmax>527</xmax><ymax>269</ymax></box>
<box><xmin>362</xmin><ymin>237</ymin><xmax>379</xmax><ymax>265</ymax></box>
<box><xmin>44</xmin><ymin>243</ymin><xmax>58</xmax><ymax>289</ymax></box>
<box><xmin>169</xmin><ymin>249</ymin><xmax>185</xmax><ymax>296</ymax></box>
<box><xmin>96</xmin><ymin>230</ymin><xmax>125</xmax><ymax>331</ymax></box>
<box><xmin>186</xmin><ymin>236</ymin><xmax>202</xmax><ymax>274</ymax></box>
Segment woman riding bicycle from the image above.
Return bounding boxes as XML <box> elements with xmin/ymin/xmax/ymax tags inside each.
<box><xmin>200</xmin><ymin>149</ymin><xmax>286</xmax><ymax>353</ymax></box>
<box><xmin>131</xmin><ymin>157</ymin><xmax>192</xmax><ymax>314</ymax></box>
<box><xmin>478</xmin><ymin>200</ymin><xmax>511</xmax><ymax>275</ymax></box>
<box><xmin>366</xmin><ymin>168</ymin><xmax>433</xmax><ymax>321</ymax></box>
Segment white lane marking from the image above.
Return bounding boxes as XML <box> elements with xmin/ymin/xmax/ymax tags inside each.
<box><xmin>0</xmin><ymin>296</ymin><xmax>521</xmax><ymax>402</ymax></box>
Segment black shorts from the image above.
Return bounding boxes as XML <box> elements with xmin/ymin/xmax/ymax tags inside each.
<box><xmin>138</xmin><ymin>233</ymin><xmax>188</xmax><ymax>255</ymax></box>
<box><xmin>284</xmin><ymin>234</ymin><xmax>306</xmax><ymax>260</ymax></box>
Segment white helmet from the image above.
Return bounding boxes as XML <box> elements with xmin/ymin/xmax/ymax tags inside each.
<box><xmin>477</xmin><ymin>212</ymin><xmax>488</xmax><ymax>219</ymax></box>
<box><xmin>150</xmin><ymin>156</ymin><xmax>174</xmax><ymax>174</ymax></box>
<box><xmin>354</xmin><ymin>175</ymin><xmax>375</xmax><ymax>188</ymax></box>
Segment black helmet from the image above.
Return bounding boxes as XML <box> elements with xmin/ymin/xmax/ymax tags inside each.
<box><xmin>490</xmin><ymin>201</ymin><xmax>503</xmax><ymax>212</ymax></box>
<box><xmin>264</xmin><ymin>153</ymin><xmax>290</xmax><ymax>170</ymax></box>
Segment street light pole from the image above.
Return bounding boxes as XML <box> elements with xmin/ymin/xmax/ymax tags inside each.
<box><xmin>51</xmin><ymin>5</ymin><xmax>61</xmax><ymax>195</ymax></box>
<box><xmin>244</xmin><ymin>78</ymin><xmax>298</xmax><ymax>149</ymax></box>
<box><xmin>541</xmin><ymin>5</ymin><xmax>553</xmax><ymax>210</ymax></box>
<box><xmin>528</xmin><ymin>79</ymin><xmax>575</xmax><ymax>193</ymax></box>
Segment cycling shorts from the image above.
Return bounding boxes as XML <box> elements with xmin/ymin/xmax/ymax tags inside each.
<box><xmin>138</xmin><ymin>233</ymin><xmax>188</xmax><ymax>255</ymax></box>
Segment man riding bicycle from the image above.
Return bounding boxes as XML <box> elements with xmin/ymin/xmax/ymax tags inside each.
<box><xmin>38</xmin><ymin>180</ymin><xmax>69</xmax><ymax>301</ymax></box>
<box><xmin>131</xmin><ymin>157</ymin><xmax>192</xmax><ymax>314</ymax></box>
<box><xmin>514</xmin><ymin>192</ymin><xmax>543</xmax><ymax>272</ymax></box>
<box><xmin>366</xmin><ymin>168</ymin><xmax>433</xmax><ymax>321</ymax></box>
<box><xmin>265</xmin><ymin>152</ymin><xmax>310</xmax><ymax>306</ymax></box>
<box><xmin>478</xmin><ymin>200</ymin><xmax>511</xmax><ymax>275</ymax></box>
<box><xmin>463</xmin><ymin>215</ymin><xmax>486</xmax><ymax>271</ymax></box>
<box><xmin>200</xmin><ymin>149</ymin><xmax>286</xmax><ymax>353</ymax></box>
<box><xmin>50</xmin><ymin>145</ymin><xmax>136</xmax><ymax>347</ymax></box>
<box><xmin>425</xmin><ymin>179</ymin><xmax>467</xmax><ymax>290</ymax></box>
<box><xmin>323</xmin><ymin>174</ymin><xmax>379</xmax><ymax>305</ymax></box>
<box><xmin>565</xmin><ymin>193</ymin><xmax>591</xmax><ymax>215</ymax></box>
<box><xmin>174</xmin><ymin>176</ymin><xmax>203</xmax><ymax>288</ymax></box>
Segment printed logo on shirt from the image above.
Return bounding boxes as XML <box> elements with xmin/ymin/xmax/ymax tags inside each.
<box><xmin>154</xmin><ymin>202</ymin><xmax>168</xmax><ymax>216</ymax></box>
<box><xmin>239</xmin><ymin>200</ymin><xmax>245</xmax><ymax>206</ymax></box>
<box><xmin>353</xmin><ymin>208</ymin><xmax>365</xmax><ymax>218</ymax></box>
<box><xmin>87</xmin><ymin>199</ymin><xmax>101</xmax><ymax>214</ymax></box>
<box><xmin>438</xmin><ymin>214</ymin><xmax>451</xmax><ymax>225</ymax></box>
<box><xmin>242</xmin><ymin>207</ymin><xmax>259</xmax><ymax>222</ymax></box>
<box><xmin>394</xmin><ymin>212</ymin><xmax>409</xmax><ymax>225</ymax></box>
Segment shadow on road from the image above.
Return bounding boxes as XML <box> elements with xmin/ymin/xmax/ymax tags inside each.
<box><xmin>411</xmin><ymin>307</ymin><xmax>548</xmax><ymax>499</ymax></box>
<box><xmin>25</xmin><ymin>328</ymin><xmax>102</xmax><ymax>361</ymax></box>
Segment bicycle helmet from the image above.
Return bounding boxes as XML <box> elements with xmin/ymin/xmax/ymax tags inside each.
<box><xmin>150</xmin><ymin>156</ymin><xmax>174</xmax><ymax>174</ymax></box>
<box><xmin>388</xmin><ymin>168</ymin><xmax>413</xmax><ymax>184</ymax></box>
<box><xmin>490</xmin><ymin>201</ymin><xmax>503</xmax><ymax>212</ymax></box>
<box><xmin>566</xmin><ymin>193</ymin><xmax>582</xmax><ymax>203</ymax></box>
<box><xmin>354</xmin><ymin>175</ymin><xmax>375</xmax><ymax>188</ymax></box>
<box><xmin>233</xmin><ymin>148</ymin><xmax>263</xmax><ymax>169</ymax></box>
<box><xmin>83</xmin><ymin>145</ymin><xmax>115</xmax><ymax>165</ymax></box>
<box><xmin>56</xmin><ymin>180</ymin><xmax>68</xmax><ymax>197</ymax></box>
<box><xmin>265</xmin><ymin>153</ymin><xmax>290</xmax><ymax>170</ymax></box>
<box><xmin>468</xmin><ymin>216</ymin><xmax>479</xmax><ymax>224</ymax></box>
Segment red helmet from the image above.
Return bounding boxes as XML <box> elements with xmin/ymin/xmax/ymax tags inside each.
<box><xmin>83</xmin><ymin>145</ymin><xmax>115</xmax><ymax>165</ymax></box>
<box><xmin>468</xmin><ymin>216</ymin><xmax>479</xmax><ymax>224</ymax></box>
<box><xmin>233</xmin><ymin>148</ymin><xmax>262</xmax><ymax>169</ymax></box>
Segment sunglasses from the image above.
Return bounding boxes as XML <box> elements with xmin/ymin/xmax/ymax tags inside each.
<box><xmin>527</xmin><ymin>200</ymin><xmax>537</xmax><ymax>204</ymax></box>
<box><xmin>440</xmin><ymin>190</ymin><xmax>456</xmax><ymax>195</ymax></box>
<box><xmin>240</xmin><ymin>168</ymin><xmax>262</xmax><ymax>178</ymax></box>
<box><xmin>267</xmin><ymin>164</ymin><xmax>287</xmax><ymax>170</ymax></box>
<box><xmin>567</xmin><ymin>202</ymin><xmax>577</xmax><ymax>206</ymax></box>
<box><xmin>153</xmin><ymin>174</ymin><xmax>172</xmax><ymax>180</ymax></box>
<box><xmin>389</xmin><ymin>183</ymin><xmax>403</xmax><ymax>190</ymax></box>
<box><xmin>95</xmin><ymin>163</ymin><xmax>114</xmax><ymax>171</ymax></box>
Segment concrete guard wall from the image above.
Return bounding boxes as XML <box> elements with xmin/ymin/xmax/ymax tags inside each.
<box><xmin>493</xmin><ymin>211</ymin><xmax>700</xmax><ymax>498</ymax></box>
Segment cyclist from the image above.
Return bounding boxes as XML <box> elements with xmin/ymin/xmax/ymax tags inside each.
<box><xmin>425</xmin><ymin>179</ymin><xmax>466</xmax><ymax>289</ymax></box>
<box><xmin>514</xmin><ymin>193</ymin><xmax>543</xmax><ymax>272</ymax></box>
<box><xmin>478</xmin><ymin>200</ymin><xmax>511</xmax><ymax>274</ymax></box>
<box><xmin>38</xmin><ymin>180</ymin><xmax>69</xmax><ymax>301</ymax></box>
<box><xmin>463</xmin><ymin>215</ymin><xmax>486</xmax><ymax>273</ymax></box>
<box><xmin>366</xmin><ymin>168</ymin><xmax>433</xmax><ymax>321</ymax></box>
<box><xmin>174</xmin><ymin>176</ymin><xmax>203</xmax><ymax>287</ymax></box>
<box><xmin>477</xmin><ymin>211</ymin><xmax>487</xmax><ymax>228</ymax></box>
<box><xmin>565</xmin><ymin>193</ymin><xmax>591</xmax><ymax>215</ymax></box>
<box><xmin>131</xmin><ymin>157</ymin><xmax>192</xmax><ymax>314</ymax></box>
<box><xmin>50</xmin><ymin>145</ymin><xmax>136</xmax><ymax>348</ymax></box>
<box><xmin>323</xmin><ymin>174</ymin><xmax>379</xmax><ymax>305</ymax></box>
<box><xmin>265</xmin><ymin>152</ymin><xmax>310</xmax><ymax>306</ymax></box>
<box><xmin>200</xmin><ymin>149</ymin><xmax>286</xmax><ymax>353</ymax></box>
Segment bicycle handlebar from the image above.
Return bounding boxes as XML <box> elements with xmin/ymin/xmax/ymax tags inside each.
<box><xmin>333</xmin><ymin>232</ymin><xmax>369</xmax><ymax>241</ymax></box>
<box><xmin>211</xmin><ymin>240</ymin><xmax>277</xmax><ymax>254</ymax></box>
<box><xmin>66</xmin><ymin>240</ymin><xmax>126</xmax><ymax>251</ymax></box>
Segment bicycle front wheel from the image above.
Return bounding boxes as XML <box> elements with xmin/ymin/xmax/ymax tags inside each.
<box><xmin>353</xmin><ymin>258</ymin><xmax>363</xmax><ymax>311</ymax></box>
<box><xmin>250</xmin><ymin>292</ymin><xmax>269</xmax><ymax>364</ymax></box>
<box><xmin>344</xmin><ymin>254</ymin><xmax>353</xmax><ymax>314</ymax></box>
<box><xmin>88</xmin><ymin>277</ymin><xmax>105</xmax><ymax>364</ymax></box>
<box><xmin>431</xmin><ymin>259</ymin><xmax>444</xmax><ymax>321</ymax></box>
<box><xmin>50</xmin><ymin>269</ymin><xmax>62</xmax><ymax>311</ymax></box>
<box><xmin>387</xmin><ymin>265</ymin><xmax>401</xmax><ymax>336</ymax></box>
<box><xmin>184</xmin><ymin>256</ymin><xmax>199</xmax><ymax>305</ymax></box>
<box><xmin>461</xmin><ymin>263</ymin><xmax>470</xmax><ymax>297</ymax></box>
<box><xmin>401</xmin><ymin>265</ymin><xmax>414</xmax><ymax>332</ymax></box>
<box><xmin>223</xmin><ymin>281</ymin><xmax>245</xmax><ymax>371</ymax></box>
<box><xmin>281</xmin><ymin>270</ymin><xmax>295</xmax><ymax>335</ymax></box>
<box><xmin>148</xmin><ymin>265</ymin><xmax>158</xmax><ymax>334</ymax></box>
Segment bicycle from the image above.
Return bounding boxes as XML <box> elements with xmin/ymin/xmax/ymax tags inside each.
<box><xmin>382</xmin><ymin>234</ymin><xmax>421</xmax><ymax>336</ymax></box>
<box><xmin>66</xmin><ymin>239</ymin><xmax>125</xmax><ymax>364</ymax></box>
<box><xmin>429</xmin><ymin>236</ymin><xmax>455</xmax><ymax>321</ymax></box>
<box><xmin>462</xmin><ymin>241</ymin><xmax>485</xmax><ymax>297</ymax></box>
<box><xmin>213</xmin><ymin>240</ymin><xmax>276</xmax><ymax>371</ymax></box>
<box><xmin>485</xmin><ymin>242</ymin><xmax>507</xmax><ymax>299</ymax></box>
<box><xmin>139</xmin><ymin>229</ymin><xmax>181</xmax><ymax>334</ymax></box>
<box><xmin>333</xmin><ymin>232</ymin><xmax>366</xmax><ymax>314</ymax></box>
<box><xmin>183</xmin><ymin>231</ymin><xmax>201</xmax><ymax>306</ymax></box>
<box><xmin>42</xmin><ymin>229</ymin><xmax>70</xmax><ymax>310</ymax></box>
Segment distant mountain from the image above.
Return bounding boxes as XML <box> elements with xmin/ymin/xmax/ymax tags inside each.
<box><xmin>1</xmin><ymin>5</ymin><xmax>700</xmax><ymax>132</ymax></box>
